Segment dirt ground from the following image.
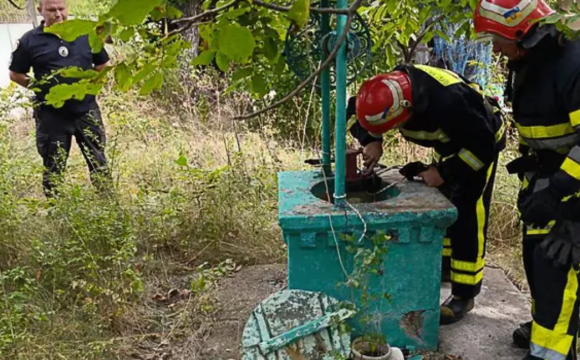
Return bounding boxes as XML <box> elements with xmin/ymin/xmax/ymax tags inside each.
<box><xmin>195</xmin><ymin>263</ymin><xmax>529</xmax><ymax>360</ymax></box>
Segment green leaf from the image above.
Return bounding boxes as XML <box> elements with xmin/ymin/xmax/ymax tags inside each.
<box><xmin>264</xmin><ymin>36</ymin><xmax>278</xmax><ymax>61</ymax></box>
<box><xmin>216</xmin><ymin>52</ymin><xmax>230</xmax><ymax>72</ymax></box>
<box><xmin>133</xmin><ymin>64</ymin><xmax>156</xmax><ymax>84</ymax></box>
<box><xmin>118</xmin><ymin>27</ymin><xmax>135</xmax><ymax>42</ymax></box>
<box><xmin>232</xmin><ymin>67</ymin><xmax>253</xmax><ymax>81</ymax></box>
<box><xmin>45</xmin><ymin>82</ymin><xmax>103</xmax><ymax>108</ymax></box>
<box><xmin>166</xmin><ymin>5</ymin><xmax>183</xmax><ymax>19</ymax></box>
<box><xmin>218</xmin><ymin>24</ymin><xmax>256</xmax><ymax>63</ymax></box>
<box><xmin>59</xmin><ymin>67</ymin><xmax>99</xmax><ymax>79</ymax></box>
<box><xmin>139</xmin><ymin>72</ymin><xmax>164</xmax><ymax>95</ymax></box>
<box><xmin>288</xmin><ymin>0</ymin><xmax>311</xmax><ymax>29</ymax></box>
<box><xmin>115</xmin><ymin>63</ymin><xmax>133</xmax><ymax>92</ymax></box>
<box><xmin>175</xmin><ymin>155</ymin><xmax>188</xmax><ymax>167</ymax></box>
<box><xmin>274</xmin><ymin>55</ymin><xmax>286</xmax><ymax>74</ymax></box>
<box><xmin>223</xmin><ymin>7</ymin><xmax>251</xmax><ymax>19</ymax></box>
<box><xmin>542</xmin><ymin>13</ymin><xmax>563</xmax><ymax>24</ymax></box>
<box><xmin>106</xmin><ymin>0</ymin><xmax>164</xmax><ymax>26</ymax></box>
<box><xmin>45</xmin><ymin>19</ymin><xmax>97</xmax><ymax>42</ymax></box>
<box><xmin>150</xmin><ymin>7</ymin><xmax>164</xmax><ymax>21</ymax></box>
<box><xmin>89</xmin><ymin>31</ymin><xmax>104</xmax><ymax>53</ymax></box>
<box><xmin>199</xmin><ymin>24</ymin><xmax>214</xmax><ymax>42</ymax></box>
<box><xmin>192</xmin><ymin>50</ymin><xmax>216</xmax><ymax>66</ymax></box>
<box><xmin>251</xmin><ymin>74</ymin><xmax>267</xmax><ymax>96</ymax></box>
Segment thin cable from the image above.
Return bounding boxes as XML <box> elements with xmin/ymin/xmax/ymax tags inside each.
<box><xmin>316</xmin><ymin>146</ymin><xmax>349</xmax><ymax>280</ymax></box>
<box><xmin>345</xmin><ymin>199</ymin><xmax>367</xmax><ymax>245</ymax></box>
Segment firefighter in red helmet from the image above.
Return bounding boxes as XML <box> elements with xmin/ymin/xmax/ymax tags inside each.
<box><xmin>474</xmin><ymin>0</ymin><xmax>580</xmax><ymax>359</ymax></box>
<box><xmin>347</xmin><ymin>64</ymin><xmax>506</xmax><ymax>325</ymax></box>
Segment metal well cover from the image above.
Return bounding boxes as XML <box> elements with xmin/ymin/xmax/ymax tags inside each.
<box><xmin>242</xmin><ymin>290</ymin><xmax>355</xmax><ymax>360</ymax></box>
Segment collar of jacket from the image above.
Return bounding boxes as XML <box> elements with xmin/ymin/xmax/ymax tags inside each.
<box><xmin>508</xmin><ymin>26</ymin><xmax>565</xmax><ymax>72</ymax></box>
<box><xmin>393</xmin><ymin>64</ymin><xmax>430</xmax><ymax>115</ymax></box>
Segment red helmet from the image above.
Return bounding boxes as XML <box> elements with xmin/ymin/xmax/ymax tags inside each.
<box><xmin>356</xmin><ymin>71</ymin><xmax>413</xmax><ymax>135</ymax></box>
<box><xmin>473</xmin><ymin>0</ymin><xmax>554</xmax><ymax>41</ymax></box>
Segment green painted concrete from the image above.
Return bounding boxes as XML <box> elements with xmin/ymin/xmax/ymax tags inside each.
<box><xmin>278</xmin><ymin>170</ymin><xmax>458</xmax><ymax>351</ymax></box>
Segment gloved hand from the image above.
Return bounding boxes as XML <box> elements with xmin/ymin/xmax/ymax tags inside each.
<box><xmin>519</xmin><ymin>179</ymin><xmax>563</xmax><ymax>228</ymax></box>
<box><xmin>540</xmin><ymin>220</ymin><xmax>580</xmax><ymax>270</ymax></box>
<box><xmin>399</xmin><ymin>161</ymin><xmax>429</xmax><ymax>181</ymax></box>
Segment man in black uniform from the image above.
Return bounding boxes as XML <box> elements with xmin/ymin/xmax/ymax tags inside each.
<box><xmin>9</xmin><ymin>0</ymin><xmax>111</xmax><ymax>197</ymax></box>
<box><xmin>349</xmin><ymin>64</ymin><xmax>506</xmax><ymax>325</ymax></box>
<box><xmin>474</xmin><ymin>1</ymin><xmax>580</xmax><ymax>359</ymax></box>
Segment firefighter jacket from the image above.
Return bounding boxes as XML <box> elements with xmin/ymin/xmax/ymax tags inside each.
<box><xmin>348</xmin><ymin>64</ymin><xmax>506</xmax><ymax>184</ymax></box>
<box><xmin>507</xmin><ymin>28</ymin><xmax>580</xmax><ymax>197</ymax></box>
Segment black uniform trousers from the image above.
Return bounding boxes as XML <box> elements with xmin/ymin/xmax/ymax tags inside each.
<box><xmin>440</xmin><ymin>155</ymin><xmax>499</xmax><ymax>299</ymax></box>
<box><xmin>521</xmin><ymin>178</ymin><xmax>580</xmax><ymax>360</ymax></box>
<box><xmin>33</xmin><ymin>105</ymin><xmax>110</xmax><ymax>197</ymax></box>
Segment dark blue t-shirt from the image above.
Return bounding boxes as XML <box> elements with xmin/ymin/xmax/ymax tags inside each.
<box><xmin>9</xmin><ymin>22</ymin><xmax>109</xmax><ymax>114</ymax></box>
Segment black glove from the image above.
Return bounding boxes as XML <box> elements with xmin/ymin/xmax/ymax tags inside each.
<box><xmin>540</xmin><ymin>220</ymin><xmax>580</xmax><ymax>270</ymax></box>
<box><xmin>399</xmin><ymin>162</ymin><xmax>429</xmax><ymax>181</ymax></box>
<box><xmin>519</xmin><ymin>179</ymin><xmax>563</xmax><ymax>228</ymax></box>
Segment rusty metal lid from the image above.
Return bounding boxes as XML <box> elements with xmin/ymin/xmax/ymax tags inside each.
<box><xmin>241</xmin><ymin>290</ymin><xmax>355</xmax><ymax>360</ymax></box>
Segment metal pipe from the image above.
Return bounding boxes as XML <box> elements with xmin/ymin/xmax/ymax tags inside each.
<box><xmin>320</xmin><ymin>0</ymin><xmax>331</xmax><ymax>175</ymax></box>
<box><xmin>333</xmin><ymin>0</ymin><xmax>348</xmax><ymax>206</ymax></box>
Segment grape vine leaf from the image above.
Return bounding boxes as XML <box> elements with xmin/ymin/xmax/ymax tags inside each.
<box><xmin>218</xmin><ymin>24</ymin><xmax>256</xmax><ymax>63</ymax></box>
<box><xmin>115</xmin><ymin>63</ymin><xmax>133</xmax><ymax>92</ymax></box>
<box><xmin>106</xmin><ymin>0</ymin><xmax>164</xmax><ymax>26</ymax></box>
<box><xmin>288</xmin><ymin>0</ymin><xmax>311</xmax><ymax>29</ymax></box>
<box><xmin>45</xmin><ymin>82</ymin><xmax>103</xmax><ymax>108</ymax></box>
<box><xmin>264</xmin><ymin>36</ymin><xmax>278</xmax><ymax>61</ymax></box>
<box><xmin>216</xmin><ymin>52</ymin><xmax>231</xmax><ymax>72</ymax></box>
<box><xmin>118</xmin><ymin>28</ymin><xmax>135</xmax><ymax>42</ymax></box>
<box><xmin>232</xmin><ymin>67</ymin><xmax>253</xmax><ymax>81</ymax></box>
<box><xmin>140</xmin><ymin>72</ymin><xmax>164</xmax><ymax>95</ymax></box>
<box><xmin>45</xmin><ymin>19</ymin><xmax>97</xmax><ymax>41</ymax></box>
<box><xmin>89</xmin><ymin>31</ymin><xmax>105</xmax><ymax>53</ymax></box>
<box><xmin>192</xmin><ymin>51</ymin><xmax>216</xmax><ymax>66</ymax></box>
<box><xmin>251</xmin><ymin>74</ymin><xmax>267</xmax><ymax>96</ymax></box>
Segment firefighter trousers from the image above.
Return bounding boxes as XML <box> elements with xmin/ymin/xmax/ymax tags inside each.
<box><xmin>441</xmin><ymin>156</ymin><xmax>498</xmax><ymax>299</ymax></box>
<box><xmin>523</xmin><ymin>223</ymin><xmax>580</xmax><ymax>360</ymax></box>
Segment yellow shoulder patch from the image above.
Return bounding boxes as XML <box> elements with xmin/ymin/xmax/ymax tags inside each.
<box><xmin>415</xmin><ymin>65</ymin><xmax>463</xmax><ymax>87</ymax></box>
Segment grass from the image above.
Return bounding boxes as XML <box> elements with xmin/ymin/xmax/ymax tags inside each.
<box><xmin>0</xmin><ymin>74</ymin><xmax>527</xmax><ymax>358</ymax></box>
<box><xmin>0</xmin><ymin>79</ymin><xmax>302</xmax><ymax>359</ymax></box>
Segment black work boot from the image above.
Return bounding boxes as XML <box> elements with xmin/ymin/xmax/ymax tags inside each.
<box><xmin>440</xmin><ymin>295</ymin><xmax>475</xmax><ymax>325</ymax></box>
<box><xmin>513</xmin><ymin>321</ymin><xmax>532</xmax><ymax>349</ymax></box>
<box><xmin>521</xmin><ymin>353</ymin><xmax>541</xmax><ymax>360</ymax></box>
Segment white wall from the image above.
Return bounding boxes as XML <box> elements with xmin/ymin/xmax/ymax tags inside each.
<box><xmin>0</xmin><ymin>23</ymin><xmax>34</xmax><ymax>88</ymax></box>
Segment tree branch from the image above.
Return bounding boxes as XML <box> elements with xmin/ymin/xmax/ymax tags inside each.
<box><xmin>172</xmin><ymin>0</ymin><xmax>350</xmax><ymax>30</ymax></box>
<box><xmin>172</xmin><ymin>0</ymin><xmax>240</xmax><ymax>24</ymax></box>
<box><xmin>234</xmin><ymin>0</ymin><xmax>363</xmax><ymax>120</ymax></box>
<box><xmin>252</xmin><ymin>0</ymin><xmax>349</xmax><ymax>15</ymax></box>
<box><xmin>405</xmin><ymin>14</ymin><xmax>445</xmax><ymax>63</ymax></box>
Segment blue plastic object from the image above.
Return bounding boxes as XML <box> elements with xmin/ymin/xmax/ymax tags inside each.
<box><xmin>278</xmin><ymin>170</ymin><xmax>457</xmax><ymax>350</ymax></box>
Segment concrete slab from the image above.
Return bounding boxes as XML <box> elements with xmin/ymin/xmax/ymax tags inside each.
<box><xmin>439</xmin><ymin>267</ymin><xmax>531</xmax><ymax>360</ymax></box>
<box><xmin>202</xmin><ymin>264</ymin><xmax>531</xmax><ymax>360</ymax></box>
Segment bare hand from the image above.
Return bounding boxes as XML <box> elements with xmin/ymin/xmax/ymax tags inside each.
<box><xmin>419</xmin><ymin>166</ymin><xmax>445</xmax><ymax>187</ymax></box>
<box><xmin>361</xmin><ymin>141</ymin><xmax>383</xmax><ymax>175</ymax></box>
